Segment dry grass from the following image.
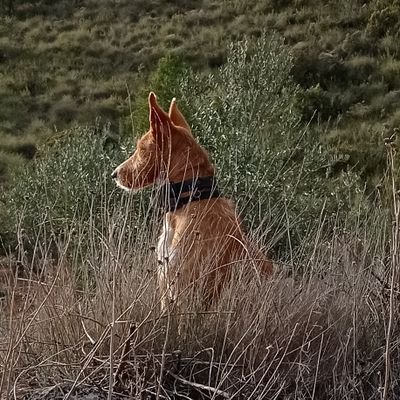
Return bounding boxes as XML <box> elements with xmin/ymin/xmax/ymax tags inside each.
<box><xmin>0</xmin><ymin>182</ymin><xmax>399</xmax><ymax>399</ymax></box>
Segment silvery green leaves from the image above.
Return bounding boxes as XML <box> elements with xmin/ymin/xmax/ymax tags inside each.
<box><xmin>179</xmin><ymin>32</ymin><xmax>365</xmax><ymax>254</ymax></box>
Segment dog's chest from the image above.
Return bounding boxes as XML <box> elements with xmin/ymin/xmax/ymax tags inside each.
<box><xmin>157</xmin><ymin>216</ymin><xmax>176</xmax><ymax>265</ymax></box>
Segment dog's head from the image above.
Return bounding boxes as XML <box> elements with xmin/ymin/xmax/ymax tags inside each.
<box><xmin>112</xmin><ymin>92</ymin><xmax>213</xmax><ymax>191</ymax></box>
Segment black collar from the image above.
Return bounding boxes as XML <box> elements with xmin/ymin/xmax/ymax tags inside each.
<box><xmin>160</xmin><ymin>176</ymin><xmax>220</xmax><ymax>212</ymax></box>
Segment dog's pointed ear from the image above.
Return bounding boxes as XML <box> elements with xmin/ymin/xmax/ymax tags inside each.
<box><xmin>148</xmin><ymin>92</ymin><xmax>171</xmax><ymax>144</ymax></box>
<box><xmin>169</xmin><ymin>98</ymin><xmax>191</xmax><ymax>132</ymax></box>
<box><xmin>149</xmin><ymin>92</ymin><xmax>169</xmax><ymax>124</ymax></box>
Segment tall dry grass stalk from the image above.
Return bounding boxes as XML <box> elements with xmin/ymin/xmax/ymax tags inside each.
<box><xmin>383</xmin><ymin>135</ymin><xmax>399</xmax><ymax>400</ymax></box>
<box><xmin>1</xmin><ymin>179</ymin><xmax>399</xmax><ymax>399</ymax></box>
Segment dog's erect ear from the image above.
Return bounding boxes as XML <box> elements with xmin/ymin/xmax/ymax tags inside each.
<box><xmin>168</xmin><ymin>98</ymin><xmax>191</xmax><ymax>132</ymax></box>
<box><xmin>148</xmin><ymin>92</ymin><xmax>171</xmax><ymax>144</ymax></box>
<box><xmin>148</xmin><ymin>92</ymin><xmax>169</xmax><ymax>124</ymax></box>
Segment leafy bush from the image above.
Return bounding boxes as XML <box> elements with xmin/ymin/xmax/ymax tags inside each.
<box><xmin>301</xmin><ymin>84</ymin><xmax>344</xmax><ymax>121</ymax></box>
<box><xmin>324</xmin><ymin>121</ymin><xmax>388</xmax><ymax>183</ymax></box>
<box><xmin>292</xmin><ymin>47</ymin><xmax>349</xmax><ymax>89</ymax></box>
<box><xmin>0</xmin><ymin>151</ymin><xmax>25</xmax><ymax>185</ymax></box>
<box><xmin>0</xmin><ymin>135</ymin><xmax>37</xmax><ymax>159</ymax></box>
<box><xmin>49</xmin><ymin>95</ymin><xmax>78</xmax><ymax>127</ymax></box>
<box><xmin>131</xmin><ymin>53</ymin><xmax>189</xmax><ymax>136</ymax></box>
<box><xmin>379</xmin><ymin>34</ymin><xmax>400</xmax><ymax>58</ymax></box>
<box><xmin>389</xmin><ymin>109</ymin><xmax>400</xmax><ymax>130</ymax></box>
<box><xmin>366</xmin><ymin>1</ymin><xmax>400</xmax><ymax>38</ymax></box>
<box><xmin>346</xmin><ymin>55</ymin><xmax>376</xmax><ymax>84</ymax></box>
<box><xmin>379</xmin><ymin>58</ymin><xmax>400</xmax><ymax>90</ymax></box>
<box><xmin>178</xmin><ymin>32</ymin><xmax>366</xmax><ymax>253</ymax></box>
<box><xmin>340</xmin><ymin>30</ymin><xmax>376</xmax><ymax>57</ymax></box>
<box><xmin>0</xmin><ymin>125</ymin><xmax>129</xmax><ymax>255</ymax></box>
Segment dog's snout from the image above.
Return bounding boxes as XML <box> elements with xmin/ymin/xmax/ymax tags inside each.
<box><xmin>111</xmin><ymin>169</ymin><xmax>118</xmax><ymax>180</ymax></box>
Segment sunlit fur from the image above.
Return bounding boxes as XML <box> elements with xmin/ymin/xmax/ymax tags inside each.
<box><xmin>113</xmin><ymin>92</ymin><xmax>273</xmax><ymax>308</ymax></box>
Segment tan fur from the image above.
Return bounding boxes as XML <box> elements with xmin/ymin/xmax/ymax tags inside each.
<box><xmin>113</xmin><ymin>93</ymin><xmax>273</xmax><ymax>308</ymax></box>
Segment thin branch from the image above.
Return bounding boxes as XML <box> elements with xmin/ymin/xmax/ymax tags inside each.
<box><xmin>168</xmin><ymin>371</ymin><xmax>230</xmax><ymax>399</ymax></box>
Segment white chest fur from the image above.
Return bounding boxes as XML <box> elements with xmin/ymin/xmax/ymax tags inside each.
<box><xmin>157</xmin><ymin>215</ymin><xmax>176</xmax><ymax>308</ymax></box>
<box><xmin>157</xmin><ymin>215</ymin><xmax>175</xmax><ymax>265</ymax></box>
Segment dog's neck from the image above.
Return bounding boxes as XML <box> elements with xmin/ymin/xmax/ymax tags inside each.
<box><xmin>160</xmin><ymin>175</ymin><xmax>220</xmax><ymax>213</ymax></box>
<box><xmin>166</xmin><ymin>157</ymin><xmax>215</xmax><ymax>184</ymax></box>
<box><xmin>158</xmin><ymin>140</ymin><xmax>219</xmax><ymax>211</ymax></box>
<box><xmin>158</xmin><ymin>159</ymin><xmax>219</xmax><ymax>212</ymax></box>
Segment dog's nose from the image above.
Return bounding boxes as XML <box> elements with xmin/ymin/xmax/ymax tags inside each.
<box><xmin>111</xmin><ymin>169</ymin><xmax>118</xmax><ymax>180</ymax></box>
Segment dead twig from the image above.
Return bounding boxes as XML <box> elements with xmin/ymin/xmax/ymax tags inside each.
<box><xmin>114</xmin><ymin>323</ymin><xmax>136</xmax><ymax>385</ymax></box>
<box><xmin>168</xmin><ymin>371</ymin><xmax>230</xmax><ymax>399</ymax></box>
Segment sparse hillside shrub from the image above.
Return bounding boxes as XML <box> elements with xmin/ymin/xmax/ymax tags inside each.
<box><xmin>178</xmin><ymin>33</ymin><xmax>366</xmax><ymax>253</ymax></box>
<box><xmin>379</xmin><ymin>34</ymin><xmax>400</xmax><ymax>57</ymax></box>
<box><xmin>346</xmin><ymin>55</ymin><xmax>376</xmax><ymax>84</ymax></box>
<box><xmin>49</xmin><ymin>95</ymin><xmax>78</xmax><ymax>127</ymax></box>
<box><xmin>0</xmin><ymin>135</ymin><xmax>37</xmax><ymax>160</ymax></box>
<box><xmin>324</xmin><ymin>121</ymin><xmax>388</xmax><ymax>184</ymax></box>
<box><xmin>0</xmin><ymin>135</ymin><xmax>38</xmax><ymax>195</ymax></box>
<box><xmin>366</xmin><ymin>1</ymin><xmax>400</xmax><ymax>38</ymax></box>
<box><xmin>25</xmin><ymin>118</ymin><xmax>52</xmax><ymax>137</ymax></box>
<box><xmin>292</xmin><ymin>47</ymin><xmax>349</xmax><ymax>90</ymax></box>
<box><xmin>0</xmin><ymin>152</ymin><xmax>24</xmax><ymax>185</ymax></box>
<box><xmin>132</xmin><ymin>54</ymin><xmax>189</xmax><ymax>136</ymax></box>
<box><xmin>301</xmin><ymin>84</ymin><xmax>343</xmax><ymax>121</ymax></box>
<box><xmin>340</xmin><ymin>30</ymin><xmax>374</xmax><ymax>56</ymax></box>
<box><xmin>0</xmin><ymin>125</ymin><xmax>129</xmax><ymax>255</ymax></box>
<box><xmin>389</xmin><ymin>109</ymin><xmax>400</xmax><ymax>130</ymax></box>
<box><xmin>379</xmin><ymin>58</ymin><xmax>400</xmax><ymax>90</ymax></box>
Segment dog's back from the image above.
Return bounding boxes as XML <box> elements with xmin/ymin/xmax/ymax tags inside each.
<box><xmin>158</xmin><ymin>197</ymin><xmax>273</xmax><ymax>305</ymax></box>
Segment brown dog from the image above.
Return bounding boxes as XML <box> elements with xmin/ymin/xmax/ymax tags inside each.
<box><xmin>112</xmin><ymin>92</ymin><xmax>273</xmax><ymax>309</ymax></box>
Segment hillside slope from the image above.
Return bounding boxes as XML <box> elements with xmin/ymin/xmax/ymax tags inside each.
<box><xmin>0</xmin><ymin>0</ymin><xmax>400</xmax><ymax>183</ymax></box>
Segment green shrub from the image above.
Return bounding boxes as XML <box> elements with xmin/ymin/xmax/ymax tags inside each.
<box><xmin>388</xmin><ymin>109</ymin><xmax>400</xmax><ymax>130</ymax></box>
<box><xmin>358</xmin><ymin>89</ymin><xmax>400</xmax><ymax>119</ymax></box>
<box><xmin>301</xmin><ymin>84</ymin><xmax>357</xmax><ymax>121</ymax></box>
<box><xmin>95</xmin><ymin>96</ymin><xmax>121</xmax><ymax>122</ymax></box>
<box><xmin>366</xmin><ymin>2</ymin><xmax>400</xmax><ymax>38</ymax></box>
<box><xmin>0</xmin><ymin>125</ymin><xmax>129</xmax><ymax>256</ymax></box>
<box><xmin>346</xmin><ymin>55</ymin><xmax>376</xmax><ymax>84</ymax></box>
<box><xmin>178</xmin><ymin>32</ymin><xmax>366</xmax><ymax>252</ymax></box>
<box><xmin>340</xmin><ymin>30</ymin><xmax>376</xmax><ymax>56</ymax></box>
<box><xmin>0</xmin><ymin>150</ymin><xmax>25</xmax><ymax>183</ymax></box>
<box><xmin>292</xmin><ymin>47</ymin><xmax>349</xmax><ymax>89</ymax></box>
<box><xmin>0</xmin><ymin>151</ymin><xmax>26</xmax><ymax>253</ymax></box>
<box><xmin>324</xmin><ymin>121</ymin><xmax>387</xmax><ymax>183</ymax></box>
<box><xmin>317</xmin><ymin>28</ymin><xmax>345</xmax><ymax>51</ymax></box>
<box><xmin>379</xmin><ymin>58</ymin><xmax>400</xmax><ymax>90</ymax></box>
<box><xmin>131</xmin><ymin>54</ymin><xmax>189</xmax><ymax>136</ymax></box>
<box><xmin>301</xmin><ymin>84</ymin><xmax>338</xmax><ymax>121</ymax></box>
<box><xmin>49</xmin><ymin>95</ymin><xmax>78</xmax><ymax>127</ymax></box>
<box><xmin>284</xmin><ymin>24</ymin><xmax>308</xmax><ymax>44</ymax></box>
<box><xmin>25</xmin><ymin>118</ymin><xmax>53</xmax><ymax>138</ymax></box>
<box><xmin>379</xmin><ymin>35</ymin><xmax>400</xmax><ymax>57</ymax></box>
<box><xmin>0</xmin><ymin>134</ymin><xmax>37</xmax><ymax>158</ymax></box>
